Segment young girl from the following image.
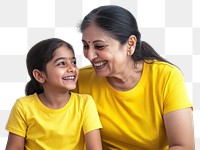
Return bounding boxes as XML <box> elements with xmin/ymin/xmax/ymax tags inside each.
<box><xmin>5</xmin><ymin>38</ymin><xmax>102</xmax><ymax>150</ymax></box>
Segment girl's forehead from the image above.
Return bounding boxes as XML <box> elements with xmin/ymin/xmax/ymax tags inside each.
<box><xmin>55</xmin><ymin>45</ymin><xmax>73</xmax><ymax>53</ymax></box>
<box><xmin>53</xmin><ymin>46</ymin><xmax>74</xmax><ymax>57</ymax></box>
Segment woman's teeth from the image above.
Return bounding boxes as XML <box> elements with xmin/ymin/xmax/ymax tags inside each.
<box><xmin>94</xmin><ymin>61</ymin><xmax>106</xmax><ymax>67</ymax></box>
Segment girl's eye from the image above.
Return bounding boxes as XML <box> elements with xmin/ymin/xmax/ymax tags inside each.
<box><xmin>57</xmin><ymin>62</ymin><xmax>65</xmax><ymax>66</ymax></box>
<box><xmin>72</xmin><ymin>59</ymin><xmax>76</xmax><ymax>65</ymax></box>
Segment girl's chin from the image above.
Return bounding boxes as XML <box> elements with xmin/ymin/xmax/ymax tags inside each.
<box><xmin>63</xmin><ymin>85</ymin><xmax>77</xmax><ymax>91</ymax></box>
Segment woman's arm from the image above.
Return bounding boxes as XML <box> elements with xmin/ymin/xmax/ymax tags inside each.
<box><xmin>164</xmin><ymin>108</ymin><xmax>195</xmax><ymax>150</ymax></box>
<box><xmin>85</xmin><ymin>129</ymin><xmax>102</xmax><ymax>150</ymax></box>
<box><xmin>5</xmin><ymin>132</ymin><xmax>25</xmax><ymax>150</ymax></box>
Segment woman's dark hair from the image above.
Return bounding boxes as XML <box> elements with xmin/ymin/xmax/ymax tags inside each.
<box><xmin>25</xmin><ymin>38</ymin><xmax>74</xmax><ymax>96</ymax></box>
<box><xmin>80</xmin><ymin>5</ymin><xmax>170</xmax><ymax>64</ymax></box>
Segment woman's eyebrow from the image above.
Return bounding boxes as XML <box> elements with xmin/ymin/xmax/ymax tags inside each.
<box><xmin>82</xmin><ymin>39</ymin><xmax>104</xmax><ymax>44</ymax></box>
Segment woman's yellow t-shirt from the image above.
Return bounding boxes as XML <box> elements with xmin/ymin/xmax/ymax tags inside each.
<box><xmin>75</xmin><ymin>61</ymin><xmax>192</xmax><ymax>150</ymax></box>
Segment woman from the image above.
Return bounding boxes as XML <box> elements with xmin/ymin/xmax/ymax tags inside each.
<box><xmin>74</xmin><ymin>5</ymin><xmax>195</xmax><ymax>150</ymax></box>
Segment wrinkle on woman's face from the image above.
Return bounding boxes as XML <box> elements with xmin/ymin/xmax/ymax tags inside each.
<box><xmin>82</xmin><ymin>24</ymin><xmax>130</xmax><ymax>78</ymax></box>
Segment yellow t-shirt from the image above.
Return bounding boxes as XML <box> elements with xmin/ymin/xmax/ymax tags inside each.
<box><xmin>75</xmin><ymin>61</ymin><xmax>192</xmax><ymax>150</ymax></box>
<box><xmin>6</xmin><ymin>92</ymin><xmax>102</xmax><ymax>150</ymax></box>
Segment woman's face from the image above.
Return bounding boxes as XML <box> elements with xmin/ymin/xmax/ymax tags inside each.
<box><xmin>82</xmin><ymin>23</ymin><xmax>131</xmax><ymax>77</ymax></box>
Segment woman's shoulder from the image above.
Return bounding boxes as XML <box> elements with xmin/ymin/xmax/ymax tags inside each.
<box><xmin>144</xmin><ymin>60</ymin><xmax>184</xmax><ymax>85</ymax></box>
<box><xmin>79</xmin><ymin>65</ymin><xmax>95</xmax><ymax>74</ymax></box>
<box><xmin>145</xmin><ymin>60</ymin><xmax>181</xmax><ymax>73</ymax></box>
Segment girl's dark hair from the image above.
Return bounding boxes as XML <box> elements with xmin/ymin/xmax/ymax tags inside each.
<box><xmin>80</xmin><ymin>5</ymin><xmax>170</xmax><ymax>64</ymax></box>
<box><xmin>25</xmin><ymin>38</ymin><xmax>74</xmax><ymax>96</ymax></box>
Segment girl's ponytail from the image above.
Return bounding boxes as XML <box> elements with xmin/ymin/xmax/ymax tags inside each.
<box><xmin>25</xmin><ymin>79</ymin><xmax>43</xmax><ymax>96</ymax></box>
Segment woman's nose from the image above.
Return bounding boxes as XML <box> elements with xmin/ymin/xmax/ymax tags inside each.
<box><xmin>85</xmin><ymin>49</ymin><xmax>97</xmax><ymax>61</ymax></box>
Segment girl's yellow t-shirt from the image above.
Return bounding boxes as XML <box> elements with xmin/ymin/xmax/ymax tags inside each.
<box><xmin>75</xmin><ymin>61</ymin><xmax>192</xmax><ymax>150</ymax></box>
<box><xmin>6</xmin><ymin>92</ymin><xmax>102</xmax><ymax>150</ymax></box>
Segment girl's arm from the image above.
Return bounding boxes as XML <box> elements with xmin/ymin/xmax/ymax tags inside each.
<box><xmin>85</xmin><ymin>129</ymin><xmax>102</xmax><ymax>150</ymax></box>
<box><xmin>164</xmin><ymin>108</ymin><xmax>195</xmax><ymax>150</ymax></box>
<box><xmin>5</xmin><ymin>132</ymin><xmax>25</xmax><ymax>150</ymax></box>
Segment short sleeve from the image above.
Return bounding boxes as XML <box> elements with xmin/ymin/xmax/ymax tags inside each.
<box><xmin>163</xmin><ymin>67</ymin><xmax>192</xmax><ymax>114</ymax></box>
<box><xmin>5</xmin><ymin>99</ymin><xmax>27</xmax><ymax>137</ymax></box>
<box><xmin>82</xmin><ymin>95</ymin><xmax>102</xmax><ymax>134</ymax></box>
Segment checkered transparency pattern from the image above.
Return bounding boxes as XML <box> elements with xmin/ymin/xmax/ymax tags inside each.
<box><xmin>0</xmin><ymin>0</ymin><xmax>199</xmax><ymax>149</ymax></box>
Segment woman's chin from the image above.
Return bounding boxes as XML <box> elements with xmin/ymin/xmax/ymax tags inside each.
<box><xmin>95</xmin><ymin>70</ymin><xmax>108</xmax><ymax>77</ymax></box>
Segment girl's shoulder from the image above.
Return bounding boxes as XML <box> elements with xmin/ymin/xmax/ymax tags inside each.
<box><xmin>15</xmin><ymin>93</ymin><xmax>39</xmax><ymax>107</ymax></box>
<box><xmin>71</xmin><ymin>92</ymin><xmax>93</xmax><ymax>102</ymax></box>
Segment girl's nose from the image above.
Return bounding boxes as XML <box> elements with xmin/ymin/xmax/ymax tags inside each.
<box><xmin>67</xmin><ymin>64</ymin><xmax>76</xmax><ymax>72</ymax></box>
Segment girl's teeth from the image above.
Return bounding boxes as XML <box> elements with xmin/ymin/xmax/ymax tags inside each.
<box><xmin>63</xmin><ymin>76</ymin><xmax>75</xmax><ymax>80</ymax></box>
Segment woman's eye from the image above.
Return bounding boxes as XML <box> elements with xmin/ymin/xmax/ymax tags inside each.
<box><xmin>95</xmin><ymin>45</ymin><xmax>105</xmax><ymax>49</ymax></box>
<box><xmin>83</xmin><ymin>45</ymin><xmax>89</xmax><ymax>49</ymax></box>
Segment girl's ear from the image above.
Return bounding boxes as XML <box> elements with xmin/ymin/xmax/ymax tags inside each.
<box><xmin>127</xmin><ymin>35</ymin><xmax>137</xmax><ymax>55</ymax></box>
<box><xmin>32</xmin><ymin>69</ymin><xmax>45</xmax><ymax>84</ymax></box>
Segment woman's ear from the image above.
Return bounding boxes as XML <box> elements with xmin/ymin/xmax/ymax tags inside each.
<box><xmin>127</xmin><ymin>35</ymin><xmax>137</xmax><ymax>55</ymax></box>
<box><xmin>32</xmin><ymin>69</ymin><xmax>45</xmax><ymax>84</ymax></box>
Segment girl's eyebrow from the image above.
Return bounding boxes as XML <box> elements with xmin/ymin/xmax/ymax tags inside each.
<box><xmin>53</xmin><ymin>56</ymin><xmax>76</xmax><ymax>63</ymax></box>
<box><xmin>53</xmin><ymin>57</ymin><xmax>65</xmax><ymax>63</ymax></box>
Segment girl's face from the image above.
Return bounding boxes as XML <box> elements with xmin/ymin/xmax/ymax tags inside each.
<box><xmin>43</xmin><ymin>45</ymin><xmax>78</xmax><ymax>92</ymax></box>
<box><xmin>82</xmin><ymin>23</ymin><xmax>132</xmax><ymax>78</ymax></box>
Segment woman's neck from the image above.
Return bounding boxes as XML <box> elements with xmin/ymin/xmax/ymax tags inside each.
<box><xmin>107</xmin><ymin>60</ymin><xmax>143</xmax><ymax>91</ymax></box>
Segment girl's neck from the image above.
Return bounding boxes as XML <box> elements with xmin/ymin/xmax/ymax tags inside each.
<box><xmin>38</xmin><ymin>92</ymin><xmax>71</xmax><ymax>109</ymax></box>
